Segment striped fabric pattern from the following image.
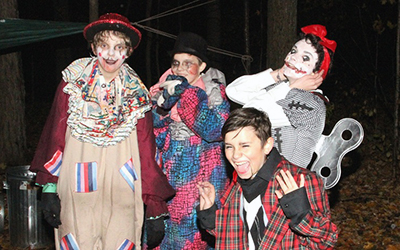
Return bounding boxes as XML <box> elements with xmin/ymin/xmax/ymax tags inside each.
<box><xmin>60</xmin><ymin>233</ymin><xmax>80</xmax><ymax>250</ymax></box>
<box><xmin>75</xmin><ymin>162</ymin><xmax>97</xmax><ymax>193</ymax></box>
<box><xmin>117</xmin><ymin>239</ymin><xmax>135</xmax><ymax>250</ymax></box>
<box><xmin>119</xmin><ymin>158</ymin><xmax>138</xmax><ymax>191</ymax></box>
<box><xmin>44</xmin><ymin>149</ymin><xmax>62</xmax><ymax>177</ymax></box>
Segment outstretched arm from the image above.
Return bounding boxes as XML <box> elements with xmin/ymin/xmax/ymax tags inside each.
<box><xmin>226</xmin><ymin>69</ymin><xmax>276</xmax><ymax>105</ymax></box>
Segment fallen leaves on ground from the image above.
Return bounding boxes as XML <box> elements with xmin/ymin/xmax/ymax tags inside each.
<box><xmin>330</xmin><ymin>140</ymin><xmax>400</xmax><ymax>249</ymax></box>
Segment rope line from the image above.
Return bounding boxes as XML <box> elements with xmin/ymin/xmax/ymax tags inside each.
<box><xmin>136</xmin><ymin>0</ymin><xmax>215</xmax><ymax>24</ymax></box>
<box><xmin>133</xmin><ymin>23</ymin><xmax>253</xmax><ymax>62</ymax></box>
<box><xmin>132</xmin><ymin>0</ymin><xmax>253</xmax><ymax>72</ymax></box>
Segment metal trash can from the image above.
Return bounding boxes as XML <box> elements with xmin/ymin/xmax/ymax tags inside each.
<box><xmin>5</xmin><ymin>165</ymin><xmax>54</xmax><ymax>249</ymax></box>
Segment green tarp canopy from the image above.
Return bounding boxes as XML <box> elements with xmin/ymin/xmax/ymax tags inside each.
<box><xmin>0</xmin><ymin>18</ymin><xmax>87</xmax><ymax>50</ymax></box>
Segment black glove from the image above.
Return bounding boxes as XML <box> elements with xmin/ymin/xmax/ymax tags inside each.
<box><xmin>146</xmin><ymin>217</ymin><xmax>165</xmax><ymax>249</ymax></box>
<box><xmin>41</xmin><ymin>192</ymin><xmax>61</xmax><ymax>228</ymax></box>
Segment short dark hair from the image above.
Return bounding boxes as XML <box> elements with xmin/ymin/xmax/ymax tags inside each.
<box><xmin>222</xmin><ymin>108</ymin><xmax>272</xmax><ymax>145</ymax></box>
<box><xmin>300</xmin><ymin>33</ymin><xmax>335</xmax><ymax>74</ymax></box>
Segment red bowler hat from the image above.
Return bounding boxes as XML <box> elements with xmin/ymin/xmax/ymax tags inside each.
<box><xmin>83</xmin><ymin>13</ymin><xmax>142</xmax><ymax>49</ymax></box>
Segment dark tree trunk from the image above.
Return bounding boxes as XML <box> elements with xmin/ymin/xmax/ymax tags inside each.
<box><xmin>0</xmin><ymin>0</ymin><xmax>27</xmax><ymax>165</ymax></box>
<box><xmin>89</xmin><ymin>0</ymin><xmax>99</xmax><ymax>22</ymax></box>
<box><xmin>266</xmin><ymin>0</ymin><xmax>297</xmax><ymax>69</ymax></box>
<box><xmin>206</xmin><ymin>0</ymin><xmax>222</xmax><ymax>68</ymax></box>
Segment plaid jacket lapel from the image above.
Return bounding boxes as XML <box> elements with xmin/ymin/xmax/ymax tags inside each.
<box><xmin>217</xmin><ymin>182</ymin><xmax>247</xmax><ymax>249</ymax></box>
<box><xmin>259</xmin><ymin>164</ymin><xmax>290</xmax><ymax>249</ymax></box>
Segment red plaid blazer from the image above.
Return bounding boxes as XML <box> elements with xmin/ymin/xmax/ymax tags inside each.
<box><xmin>211</xmin><ymin>157</ymin><xmax>338</xmax><ymax>249</ymax></box>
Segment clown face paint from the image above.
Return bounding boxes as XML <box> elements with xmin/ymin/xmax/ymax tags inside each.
<box><xmin>171</xmin><ymin>53</ymin><xmax>206</xmax><ymax>84</ymax></box>
<box><xmin>93</xmin><ymin>33</ymin><xmax>129</xmax><ymax>81</ymax></box>
<box><xmin>282</xmin><ymin>39</ymin><xmax>319</xmax><ymax>81</ymax></box>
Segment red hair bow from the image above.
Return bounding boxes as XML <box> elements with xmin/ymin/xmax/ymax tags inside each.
<box><xmin>301</xmin><ymin>24</ymin><xmax>337</xmax><ymax>78</ymax></box>
<box><xmin>301</xmin><ymin>24</ymin><xmax>337</xmax><ymax>52</ymax></box>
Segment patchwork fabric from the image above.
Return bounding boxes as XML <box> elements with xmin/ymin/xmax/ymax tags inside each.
<box><xmin>155</xmin><ymin>148</ymin><xmax>162</xmax><ymax>167</ymax></box>
<box><xmin>75</xmin><ymin>162</ymin><xmax>97</xmax><ymax>193</ymax></box>
<box><xmin>151</xmin><ymin>68</ymin><xmax>230</xmax><ymax>249</ymax></box>
<box><xmin>60</xmin><ymin>233</ymin><xmax>80</xmax><ymax>250</ymax></box>
<box><xmin>117</xmin><ymin>239</ymin><xmax>135</xmax><ymax>250</ymax></box>
<box><xmin>44</xmin><ymin>150</ymin><xmax>62</xmax><ymax>177</ymax></box>
<box><xmin>120</xmin><ymin>158</ymin><xmax>138</xmax><ymax>191</ymax></box>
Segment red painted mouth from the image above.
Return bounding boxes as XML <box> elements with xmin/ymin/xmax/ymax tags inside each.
<box><xmin>285</xmin><ymin>62</ymin><xmax>307</xmax><ymax>74</ymax></box>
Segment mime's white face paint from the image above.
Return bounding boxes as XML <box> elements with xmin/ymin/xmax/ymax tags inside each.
<box><xmin>282</xmin><ymin>39</ymin><xmax>318</xmax><ymax>81</ymax></box>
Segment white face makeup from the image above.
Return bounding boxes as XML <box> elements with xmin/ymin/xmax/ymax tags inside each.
<box><xmin>282</xmin><ymin>39</ymin><xmax>319</xmax><ymax>81</ymax></box>
<box><xmin>93</xmin><ymin>33</ymin><xmax>129</xmax><ymax>81</ymax></box>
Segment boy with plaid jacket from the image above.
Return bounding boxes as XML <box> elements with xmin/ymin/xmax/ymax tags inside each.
<box><xmin>197</xmin><ymin>108</ymin><xmax>338</xmax><ymax>249</ymax></box>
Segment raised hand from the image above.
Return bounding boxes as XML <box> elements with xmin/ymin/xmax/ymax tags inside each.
<box><xmin>159</xmin><ymin>79</ymin><xmax>182</xmax><ymax>95</ymax></box>
<box><xmin>197</xmin><ymin>181</ymin><xmax>216</xmax><ymax>210</ymax></box>
<box><xmin>275</xmin><ymin>170</ymin><xmax>305</xmax><ymax>199</ymax></box>
<box><xmin>289</xmin><ymin>70</ymin><xmax>324</xmax><ymax>90</ymax></box>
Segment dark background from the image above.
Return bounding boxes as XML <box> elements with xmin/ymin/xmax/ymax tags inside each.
<box><xmin>3</xmin><ymin>0</ymin><xmax>400</xmax><ymax>248</ymax></box>
<box><xmin>17</xmin><ymin>0</ymin><xmax>397</xmax><ymax>108</ymax></box>
<box><xmin>15</xmin><ymin>0</ymin><xmax>398</xmax><ymax>165</ymax></box>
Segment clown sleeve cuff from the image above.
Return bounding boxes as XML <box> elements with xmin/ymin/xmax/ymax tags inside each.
<box><xmin>42</xmin><ymin>183</ymin><xmax>57</xmax><ymax>193</ymax></box>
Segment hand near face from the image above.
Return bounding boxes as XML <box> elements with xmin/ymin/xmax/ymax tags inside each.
<box><xmin>271</xmin><ymin>67</ymin><xmax>288</xmax><ymax>82</ymax></box>
<box><xmin>275</xmin><ymin>170</ymin><xmax>305</xmax><ymax>199</ymax></box>
<box><xmin>197</xmin><ymin>181</ymin><xmax>216</xmax><ymax>210</ymax></box>
<box><xmin>289</xmin><ymin>70</ymin><xmax>324</xmax><ymax>91</ymax></box>
<box><xmin>159</xmin><ymin>79</ymin><xmax>182</xmax><ymax>95</ymax></box>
